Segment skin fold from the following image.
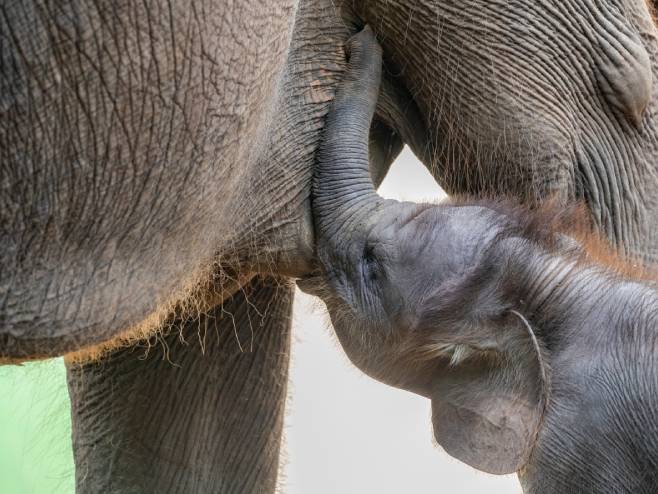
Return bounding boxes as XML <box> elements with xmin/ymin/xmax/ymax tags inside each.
<box><xmin>2</xmin><ymin>1</ymin><xmax>658</xmax><ymax>492</ymax></box>
<box><xmin>302</xmin><ymin>27</ymin><xmax>658</xmax><ymax>493</ymax></box>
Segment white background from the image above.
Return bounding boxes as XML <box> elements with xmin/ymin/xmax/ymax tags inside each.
<box><xmin>283</xmin><ymin>148</ymin><xmax>522</xmax><ymax>493</ymax></box>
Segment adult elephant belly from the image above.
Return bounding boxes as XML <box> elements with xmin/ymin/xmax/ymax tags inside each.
<box><xmin>349</xmin><ymin>0</ymin><xmax>658</xmax><ymax>264</ymax></box>
<box><xmin>0</xmin><ymin>0</ymin><xmax>405</xmax><ymax>360</ymax></box>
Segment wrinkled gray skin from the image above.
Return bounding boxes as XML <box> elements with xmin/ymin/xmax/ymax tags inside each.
<box><xmin>303</xmin><ymin>28</ymin><xmax>658</xmax><ymax>493</ymax></box>
<box><xmin>347</xmin><ymin>0</ymin><xmax>658</xmax><ymax>263</ymax></box>
<box><xmin>1</xmin><ymin>2</ymin><xmax>410</xmax><ymax>492</ymax></box>
<box><xmin>2</xmin><ymin>0</ymin><xmax>658</xmax><ymax>492</ymax></box>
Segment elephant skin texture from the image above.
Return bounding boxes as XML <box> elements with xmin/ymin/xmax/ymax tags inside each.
<box><xmin>3</xmin><ymin>1</ymin><xmax>658</xmax><ymax>493</ymax></box>
<box><xmin>0</xmin><ymin>0</ymin><xmax>408</xmax><ymax>360</ymax></box>
<box><xmin>345</xmin><ymin>0</ymin><xmax>658</xmax><ymax>262</ymax></box>
<box><xmin>68</xmin><ymin>277</ymin><xmax>293</xmax><ymax>494</ymax></box>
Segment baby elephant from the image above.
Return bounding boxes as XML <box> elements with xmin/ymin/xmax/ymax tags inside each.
<box><xmin>300</xmin><ymin>27</ymin><xmax>658</xmax><ymax>493</ymax></box>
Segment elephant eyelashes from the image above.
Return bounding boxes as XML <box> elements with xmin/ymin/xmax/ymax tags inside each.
<box><xmin>362</xmin><ymin>244</ymin><xmax>382</xmax><ymax>281</ymax></box>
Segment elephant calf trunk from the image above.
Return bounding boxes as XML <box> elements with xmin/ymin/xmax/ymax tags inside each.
<box><xmin>313</xmin><ymin>27</ymin><xmax>385</xmax><ymax>243</ymax></box>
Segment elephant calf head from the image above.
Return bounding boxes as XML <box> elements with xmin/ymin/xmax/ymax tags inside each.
<box><xmin>301</xmin><ymin>28</ymin><xmax>658</xmax><ymax>493</ymax></box>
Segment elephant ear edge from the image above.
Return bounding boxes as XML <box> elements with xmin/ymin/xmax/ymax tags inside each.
<box><xmin>428</xmin><ymin>313</ymin><xmax>549</xmax><ymax>475</ymax></box>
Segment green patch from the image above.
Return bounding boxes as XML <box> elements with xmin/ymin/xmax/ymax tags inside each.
<box><xmin>0</xmin><ymin>358</ymin><xmax>74</xmax><ymax>494</ymax></box>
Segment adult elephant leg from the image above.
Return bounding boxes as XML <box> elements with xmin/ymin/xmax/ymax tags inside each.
<box><xmin>66</xmin><ymin>277</ymin><xmax>293</xmax><ymax>494</ymax></box>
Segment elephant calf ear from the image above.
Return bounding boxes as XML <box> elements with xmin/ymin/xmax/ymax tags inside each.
<box><xmin>429</xmin><ymin>318</ymin><xmax>547</xmax><ymax>475</ymax></box>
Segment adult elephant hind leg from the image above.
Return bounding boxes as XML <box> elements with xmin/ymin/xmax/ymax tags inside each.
<box><xmin>66</xmin><ymin>277</ymin><xmax>293</xmax><ymax>494</ymax></box>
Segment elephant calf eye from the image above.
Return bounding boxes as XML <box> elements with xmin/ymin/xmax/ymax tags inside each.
<box><xmin>364</xmin><ymin>243</ymin><xmax>376</xmax><ymax>262</ymax></box>
<box><xmin>362</xmin><ymin>244</ymin><xmax>381</xmax><ymax>281</ymax></box>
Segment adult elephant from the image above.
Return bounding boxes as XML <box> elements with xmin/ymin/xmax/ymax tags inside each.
<box><xmin>1</xmin><ymin>0</ymin><xmax>658</xmax><ymax>493</ymax></box>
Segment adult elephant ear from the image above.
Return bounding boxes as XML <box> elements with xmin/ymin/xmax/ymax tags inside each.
<box><xmin>428</xmin><ymin>311</ymin><xmax>549</xmax><ymax>475</ymax></box>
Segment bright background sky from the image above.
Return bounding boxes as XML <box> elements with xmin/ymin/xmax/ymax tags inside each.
<box><xmin>283</xmin><ymin>148</ymin><xmax>522</xmax><ymax>493</ymax></box>
<box><xmin>0</xmin><ymin>148</ymin><xmax>522</xmax><ymax>493</ymax></box>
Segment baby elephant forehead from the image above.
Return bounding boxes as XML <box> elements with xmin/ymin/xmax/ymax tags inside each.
<box><xmin>402</xmin><ymin>204</ymin><xmax>505</xmax><ymax>252</ymax></box>
<box><xmin>391</xmin><ymin>205</ymin><xmax>505</xmax><ymax>285</ymax></box>
<box><xmin>445</xmin><ymin>204</ymin><xmax>507</xmax><ymax>227</ymax></box>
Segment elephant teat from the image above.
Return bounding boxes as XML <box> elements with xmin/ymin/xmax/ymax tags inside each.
<box><xmin>594</xmin><ymin>16</ymin><xmax>653</xmax><ymax>128</ymax></box>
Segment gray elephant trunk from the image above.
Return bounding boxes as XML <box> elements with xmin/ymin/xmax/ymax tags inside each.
<box><xmin>314</xmin><ymin>103</ymin><xmax>380</xmax><ymax>239</ymax></box>
<box><xmin>313</xmin><ymin>28</ymin><xmax>385</xmax><ymax>252</ymax></box>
